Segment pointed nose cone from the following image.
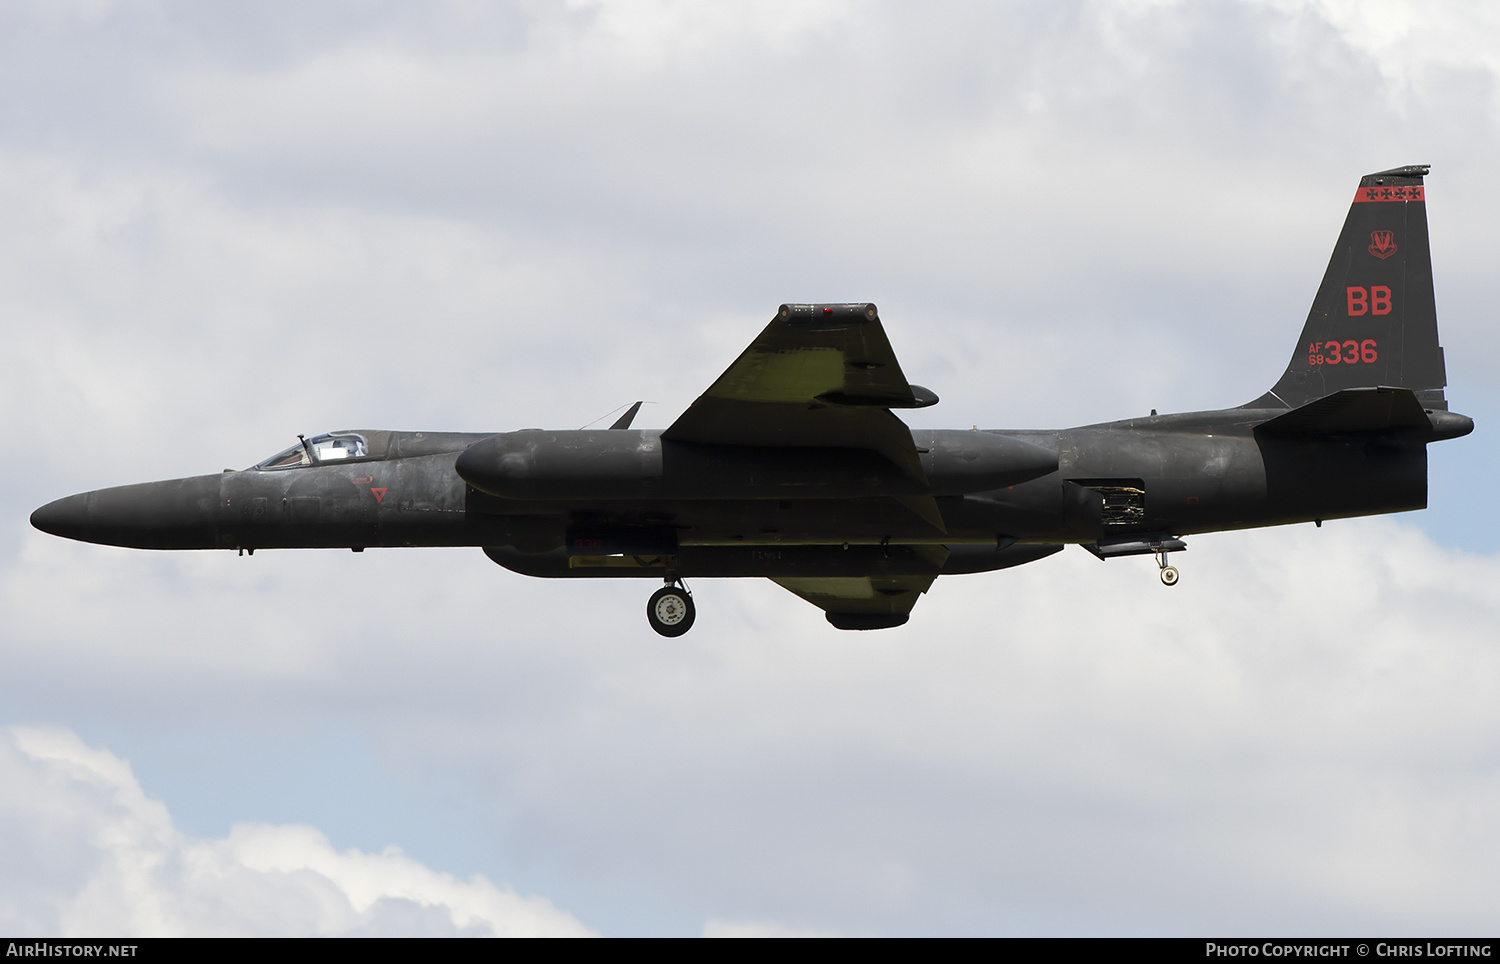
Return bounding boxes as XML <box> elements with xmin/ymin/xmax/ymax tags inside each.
<box><xmin>31</xmin><ymin>494</ymin><xmax>91</xmax><ymax>540</ymax></box>
<box><xmin>30</xmin><ymin>476</ymin><xmax>222</xmax><ymax>548</ymax></box>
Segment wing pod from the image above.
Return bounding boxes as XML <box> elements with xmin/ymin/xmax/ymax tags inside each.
<box><xmin>916</xmin><ymin>430</ymin><xmax>1058</xmax><ymax>494</ymax></box>
<box><xmin>456</xmin><ymin>429</ymin><xmax>1057</xmax><ymax>500</ymax></box>
<box><xmin>455</xmin><ymin>430</ymin><xmax>921</xmax><ymax>500</ymax></box>
<box><xmin>456</xmin><ymin>430</ymin><xmax>664</xmax><ymax>500</ymax></box>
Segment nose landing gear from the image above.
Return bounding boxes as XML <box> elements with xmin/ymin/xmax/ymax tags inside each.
<box><xmin>647</xmin><ymin>578</ymin><xmax>695</xmax><ymax>637</ymax></box>
<box><xmin>1155</xmin><ymin>550</ymin><xmax>1180</xmax><ymax>587</ymax></box>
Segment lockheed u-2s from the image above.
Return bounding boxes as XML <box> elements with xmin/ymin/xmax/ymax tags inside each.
<box><xmin>31</xmin><ymin>166</ymin><xmax>1474</xmax><ymax>636</ymax></box>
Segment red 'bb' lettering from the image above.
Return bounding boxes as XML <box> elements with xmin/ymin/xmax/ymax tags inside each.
<box><xmin>1371</xmin><ymin>285</ymin><xmax>1392</xmax><ymax>315</ymax></box>
<box><xmin>1347</xmin><ymin>286</ymin><xmax>1368</xmax><ymax>316</ymax></box>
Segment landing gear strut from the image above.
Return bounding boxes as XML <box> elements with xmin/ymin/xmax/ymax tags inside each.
<box><xmin>1155</xmin><ymin>550</ymin><xmax>1179</xmax><ymax>587</ymax></box>
<box><xmin>647</xmin><ymin>578</ymin><xmax>695</xmax><ymax>637</ymax></box>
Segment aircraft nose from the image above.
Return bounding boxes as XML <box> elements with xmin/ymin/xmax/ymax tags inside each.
<box><xmin>29</xmin><ymin>476</ymin><xmax>222</xmax><ymax>548</ymax></box>
<box><xmin>30</xmin><ymin>494</ymin><xmax>90</xmax><ymax>540</ymax></box>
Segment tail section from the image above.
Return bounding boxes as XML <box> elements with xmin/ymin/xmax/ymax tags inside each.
<box><xmin>1250</xmin><ymin>165</ymin><xmax>1449</xmax><ymax>410</ymax></box>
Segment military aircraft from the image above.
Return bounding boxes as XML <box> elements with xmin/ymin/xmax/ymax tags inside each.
<box><xmin>30</xmin><ymin>165</ymin><xmax>1473</xmax><ymax>636</ymax></box>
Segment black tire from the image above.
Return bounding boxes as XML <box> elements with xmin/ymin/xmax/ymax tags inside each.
<box><xmin>647</xmin><ymin>586</ymin><xmax>695</xmax><ymax>637</ymax></box>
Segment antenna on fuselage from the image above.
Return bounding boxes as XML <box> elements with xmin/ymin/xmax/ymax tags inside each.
<box><xmin>609</xmin><ymin>401</ymin><xmax>645</xmax><ymax>430</ymax></box>
<box><xmin>579</xmin><ymin>401</ymin><xmax>650</xmax><ymax>430</ymax></box>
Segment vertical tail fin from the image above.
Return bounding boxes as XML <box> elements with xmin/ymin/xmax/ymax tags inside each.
<box><xmin>1249</xmin><ymin>165</ymin><xmax>1449</xmax><ymax>410</ymax></box>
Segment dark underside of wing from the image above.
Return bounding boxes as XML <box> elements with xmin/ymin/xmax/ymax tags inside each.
<box><xmin>771</xmin><ymin>574</ymin><xmax>937</xmax><ymax>630</ymax></box>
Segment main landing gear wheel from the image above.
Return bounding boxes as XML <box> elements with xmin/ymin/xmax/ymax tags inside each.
<box><xmin>647</xmin><ymin>584</ymin><xmax>695</xmax><ymax>637</ymax></box>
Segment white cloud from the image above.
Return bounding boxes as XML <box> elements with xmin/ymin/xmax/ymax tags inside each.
<box><xmin>1266</xmin><ymin>0</ymin><xmax>1500</xmax><ymax>93</ymax></box>
<box><xmin>0</xmin><ymin>727</ymin><xmax>594</xmax><ymax>936</ymax></box>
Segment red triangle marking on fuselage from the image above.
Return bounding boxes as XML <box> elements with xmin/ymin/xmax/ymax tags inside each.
<box><xmin>371</xmin><ymin>487</ymin><xmax>388</xmax><ymax>503</ymax></box>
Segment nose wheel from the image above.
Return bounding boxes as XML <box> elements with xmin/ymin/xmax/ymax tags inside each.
<box><xmin>647</xmin><ymin>580</ymin><xmax>695</xmax><ymax>637</ymax></box>
<box><xmin>1155</xmin><ymin>550</ymin><xmax>1180</xmax><ymax>587</ymax></box>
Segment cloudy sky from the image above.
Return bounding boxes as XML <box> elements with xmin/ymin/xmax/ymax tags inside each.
<box><xmin>2</xmin><ymin>0</ymin><xmax>1498</xmax><ymax>937</ymax></box>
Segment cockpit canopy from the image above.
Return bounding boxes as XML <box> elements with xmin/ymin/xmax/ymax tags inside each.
<box><xmin>254</xmin><ymin>433</ymin><xmax>370</xmax><ymax>470</ymax></box>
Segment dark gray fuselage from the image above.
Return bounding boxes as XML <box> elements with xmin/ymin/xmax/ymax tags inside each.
<box><xmin>31</xmin><ymin>408</ymin><xmax>1440</xmax><ymax>581</ymax></box>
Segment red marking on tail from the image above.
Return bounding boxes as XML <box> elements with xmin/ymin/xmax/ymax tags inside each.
<box><xmin>371</xmin><ymin>487</ymin><xmax>388</xmax><ymax>503</ymax></box>
<box><xmin>1352</xmin><ymin>185</ymin><xmax>1423</xmax><ymax>203</ymax></box>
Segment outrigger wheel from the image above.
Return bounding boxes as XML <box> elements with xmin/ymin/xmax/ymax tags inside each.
<box><xmin>647</xmin><ymin>582</ymin><xmax>695</xmax><ymax>637</ymax></box>
<box><xmin>1155</xmin><ymin>549</ymin><xmax>1180</xmax><ymax>587</ymax></box>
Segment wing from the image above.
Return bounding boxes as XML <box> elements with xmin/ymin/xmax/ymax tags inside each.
<box><xmin>663</xmin><ymin>303</ymin><xmax>938</xmax><ymax>479</ymax></box>
<box><xmin>770</xmin><ymin>543</ymin><xmax>1067</xmax><ymax>629</ymax></box>
<box><xmin>771</xmin><ymin>574</ymin><xmax>937</xmax><ymax>630</ymax></box>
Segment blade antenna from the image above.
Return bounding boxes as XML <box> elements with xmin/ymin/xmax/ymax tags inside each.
<box><xmin>609</xmin><ymin>401</ymin><xmax>645</xmax><ymax>430</ymax></box>
<box><xmin>579</xmin><ymin>401</ymin><xmax>649</xmax><ymax>430</ymax></box>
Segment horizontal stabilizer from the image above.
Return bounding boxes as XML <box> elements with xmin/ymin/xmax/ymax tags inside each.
<box><xmin>1255</xmin><ymin>386</ymin><xmax>1431</xmax><ymax>437</ymax></box>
